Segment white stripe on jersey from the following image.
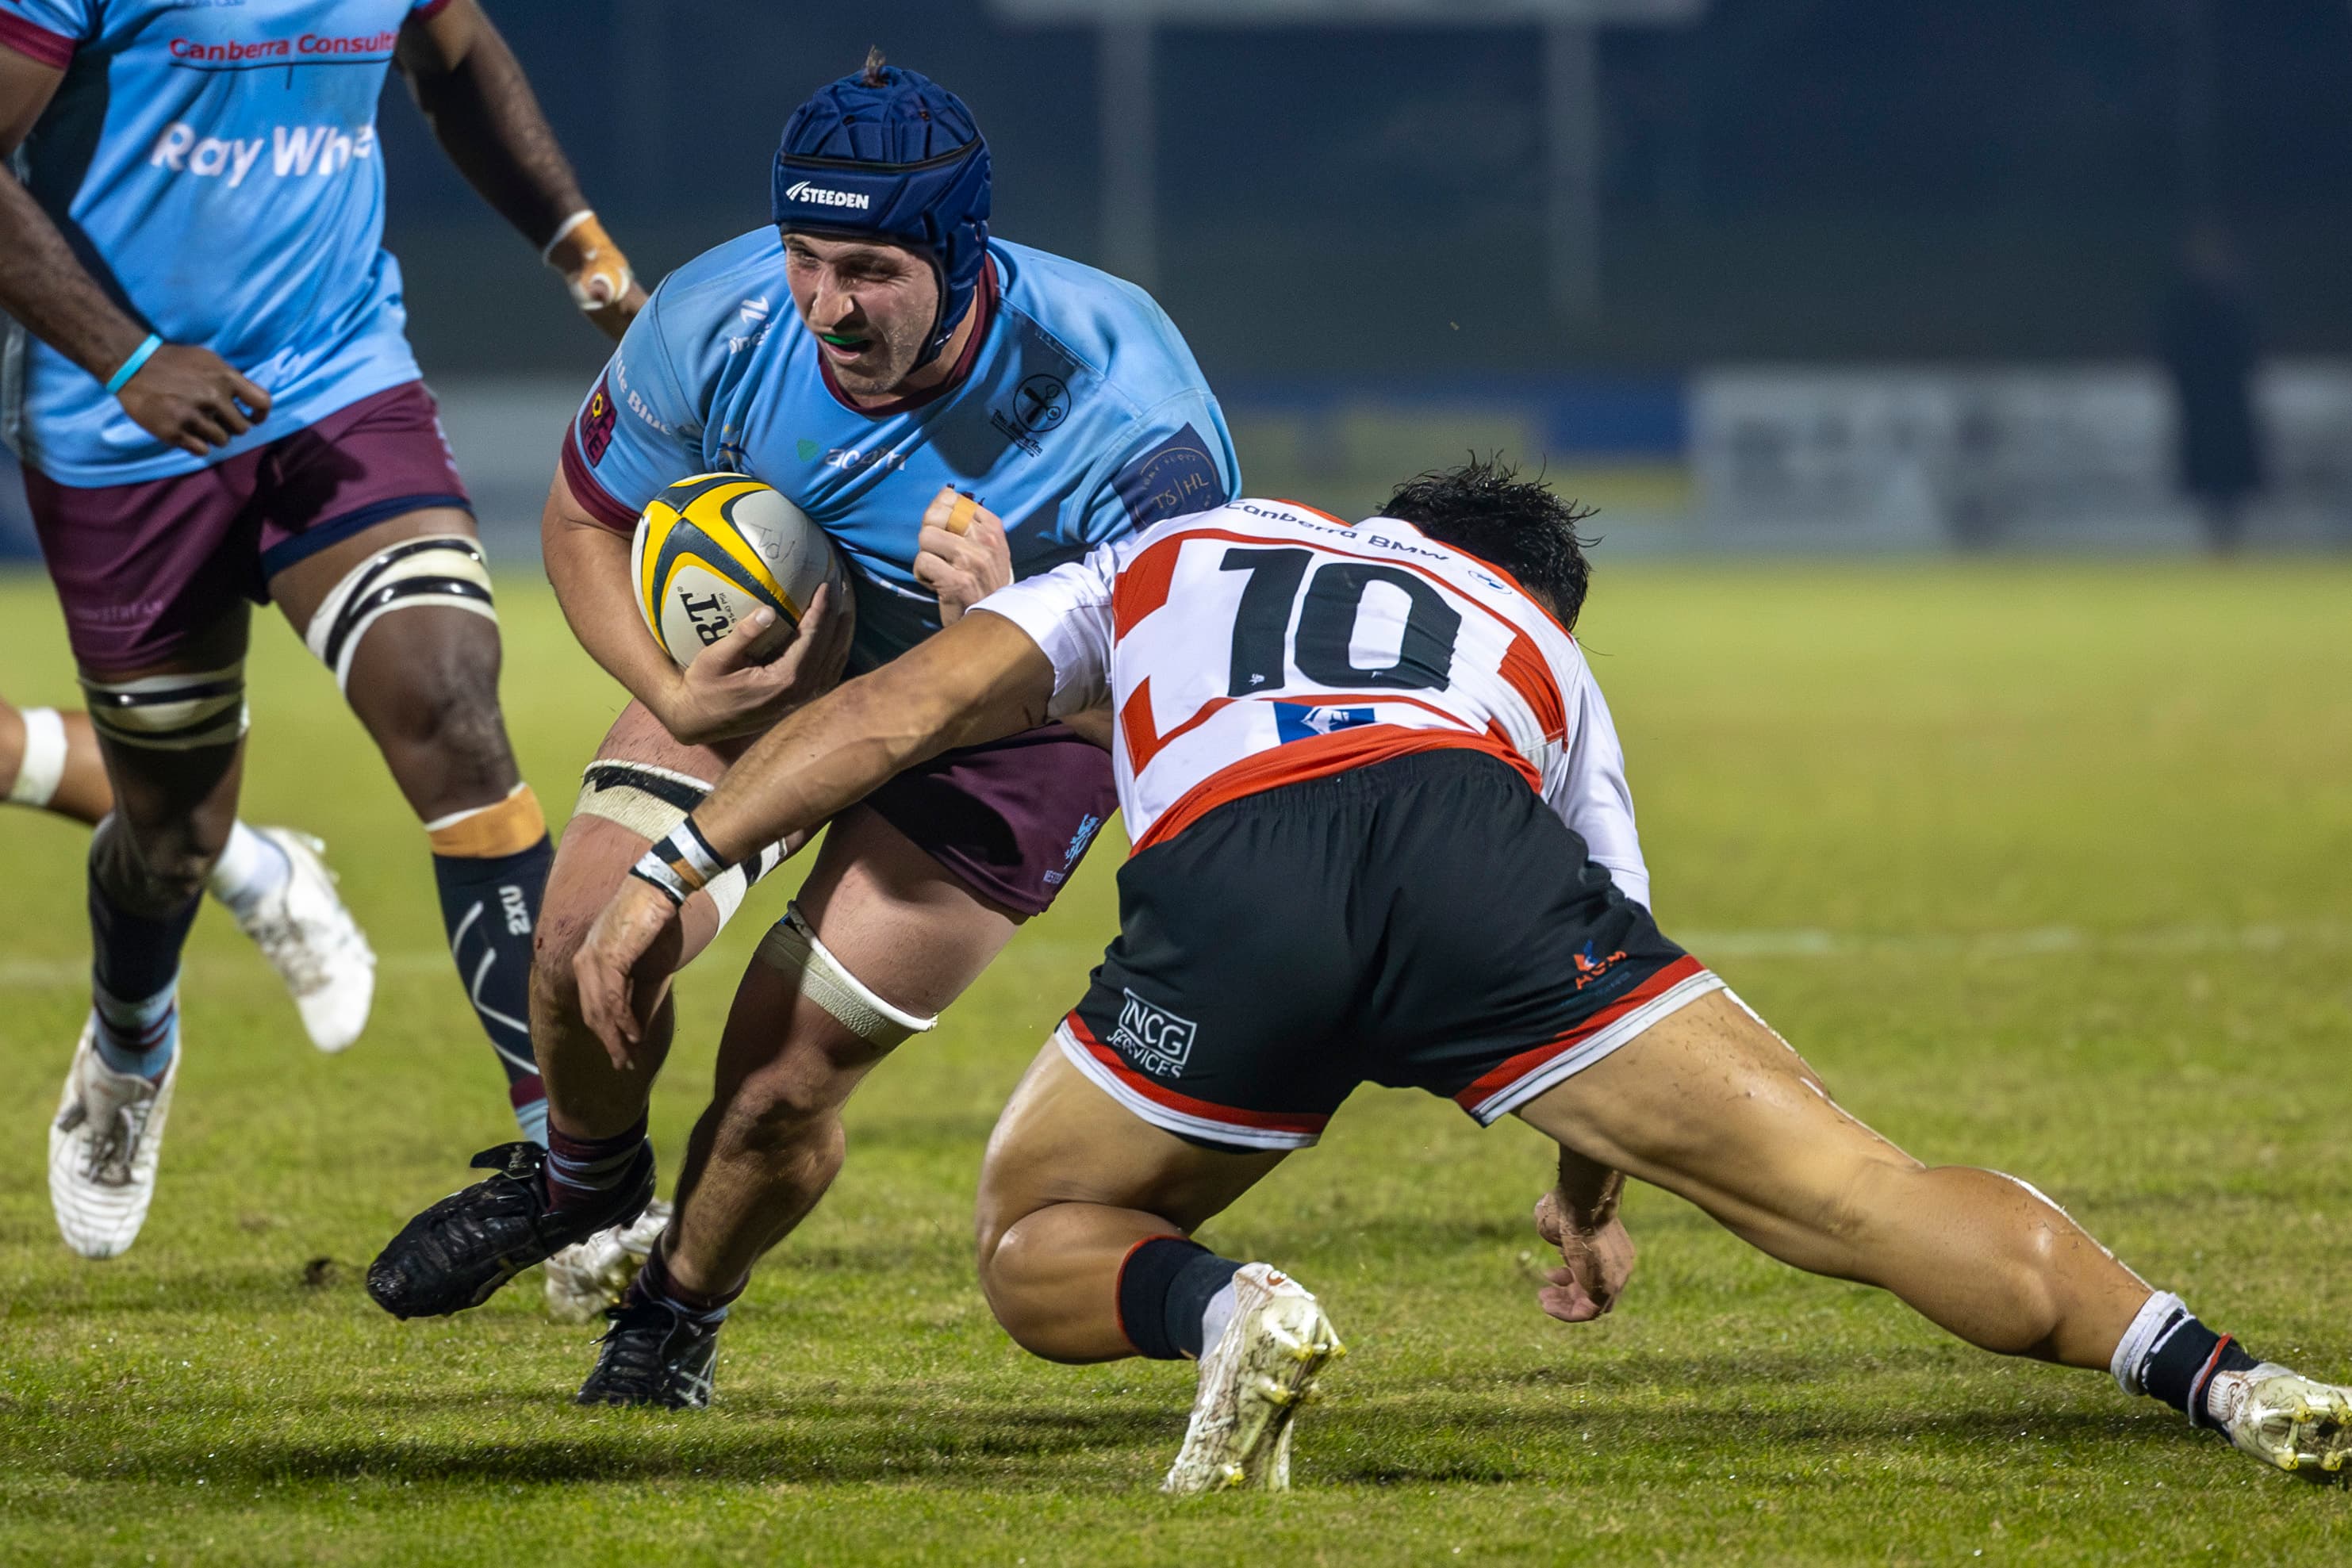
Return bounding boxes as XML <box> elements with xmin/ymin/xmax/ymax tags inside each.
<box><xmin>974</xmin><ymin>499</ymin><xmax>1653</xmax><ymax>908</ymax></box>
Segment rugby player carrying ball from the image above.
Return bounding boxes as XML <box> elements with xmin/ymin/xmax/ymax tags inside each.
<box><xmin>570</xmin><ymin>462</ymin><xmax>2352</xmax><ymax>1489</ymax></box>
<box><xmin>367</xmin><ymin>56</ymin><xmax>1242</xmax><ymax>1397</ymax></box>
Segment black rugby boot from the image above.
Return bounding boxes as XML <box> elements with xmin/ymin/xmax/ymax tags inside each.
<box><xmin>366</xmin><ymin>1141</ymin><xmax>654</xmax><ymax>1319</ymax></box>
<box><xmin>575</xmin><ymin>1292</ymin><xmax>722</xmax><ymax>1409</ymax></box>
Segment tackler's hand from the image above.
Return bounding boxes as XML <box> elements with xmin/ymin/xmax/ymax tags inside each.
<box><xmin>574</xmin><ymin>876</ymin><xmax>686</xmax><ymax>1072</ymax></box>
<box><xmin>1533</xmin><ymin>1187</ymin><xmax>1636</xmax><ymax>1325</ymax></box>
<box><xmin>545</xmin><ymin>211</ymin><xmax>644</xmax><ymax>342</ymax></box>
<box><xmin>662</xmin><ymin>583</ymin><xmax>854</xmax><ymax>746</ymax></box>
<box><xmin>914</xmin><ymin>486</ymin><xmax>1012</xmax><ymax>624</ymax></box>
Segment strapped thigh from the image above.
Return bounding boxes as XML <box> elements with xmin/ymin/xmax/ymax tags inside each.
<box><xmin>80</xmin><ymin>664</ymin><xmax>248</xmax><ymax>751</ymax></box>
<box><xmin>302</xmin><ymin>535</ymin><xmax>496</xmax><ymax>693</ymax></box>
<box><xmin>571</xmin><ymin>758</ymin><xmax>787</xmax><ymax>930</ymax></box>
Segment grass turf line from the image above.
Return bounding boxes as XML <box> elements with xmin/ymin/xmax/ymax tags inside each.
<box><xmin>2</xmin><ymin>563</ymin><xmax>2349</xmax><ymax>1565</ymax></box>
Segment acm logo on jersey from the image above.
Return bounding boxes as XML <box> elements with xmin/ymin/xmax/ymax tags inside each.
<box><xmin>1111</xmin><ymin>988</ymin><xmax>1198</xmax><ymax>1078</ymax></box>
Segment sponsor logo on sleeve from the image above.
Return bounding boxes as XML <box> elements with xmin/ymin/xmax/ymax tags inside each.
<box><xmin>990</xmin><ymin>375</ymin><xmax>1072</xmax><ymax>458</ymax></box>
<box><xmin>577</xmin><ymin>377</ymin><xmax>617</xmax><ymax>466</ymax></box>
<box><xmin>1113</xmin><ymin>425</ymin><xmax>1229</xmax><ymax>528</ymax></box>
<box><xmin>1110</xmin><ymin>989</ymin><xmax>1198</xmax><ymax>1077</ymax></box>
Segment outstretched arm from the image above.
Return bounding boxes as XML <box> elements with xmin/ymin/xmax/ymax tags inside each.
<box><xmin>397</xmin><ymin>0</ymin><xmax>644</xmax><ymax>338</ymax></box>
<box><xmin>572</xmin><ymin>611</ymin><xmax>1058</xmax><ymax>1063</ymax></box>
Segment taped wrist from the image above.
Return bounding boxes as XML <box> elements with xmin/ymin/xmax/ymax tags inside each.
<box><xmin>631</xmin><ymin>818</ymin><xmax>730</xmax><ymax>907</ymax></box>
<box><xmin>543</xmin><ymin>210</ymin><xmax>635</xmax><ymax>311</ymax></box>
<box><xmin>754</xmin><ymin>902</ymin><xmax>937</xmax><ymax>1050</ymax></box>
<box><xmin>574</xmin><ymin>760</ymin><xmax>789</xmax><ymax>930</ymax></box>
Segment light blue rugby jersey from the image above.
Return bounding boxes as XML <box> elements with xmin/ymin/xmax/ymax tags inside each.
<box><xmin>561</xmin><ymin>230</ymin><xmax>1239</xmax><ymax>671</ymax></box>
<box><xmin>0</xmin><ymin>0</ymin><xmax>443</xmax><ymax>485</ymax></box>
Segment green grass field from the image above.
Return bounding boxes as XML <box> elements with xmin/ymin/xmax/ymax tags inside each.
<box><xmin>3</xmin><ymin>561</ymin><xmax>2350</xmax><ymax>1565</ymax></box>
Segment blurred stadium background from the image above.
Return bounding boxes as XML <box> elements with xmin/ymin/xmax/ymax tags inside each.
<box><xmin>12</xmin><ymin>0</ymin><xmax>2352</xmax><ymax>558</ymax></box>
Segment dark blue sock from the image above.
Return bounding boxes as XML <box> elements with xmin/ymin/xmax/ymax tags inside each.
<box><xmin>2143</xmin><ymin>1313</ymin><xmax>2262</xmax><ymax>1427</ymax></box>
<box><xmin>432</xmin><ymin>834</ymin><xmax>553</xmax><ymax>1140</ymax></box>
<box><xmin>1117</xmin><ymin>1236</ymin><xmax>1244</xmax><ymax>1359</ymax></box>
<box><xmin>88</xmin><ymin>860</ymin><xmax>201</xmax><ymax>1078</ymax></box>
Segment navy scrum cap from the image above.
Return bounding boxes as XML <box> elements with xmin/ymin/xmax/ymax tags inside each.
<box><xmin>773</xmin><ymin>49</ymin><xmax>992</xmax><ymax>365</ymax></box>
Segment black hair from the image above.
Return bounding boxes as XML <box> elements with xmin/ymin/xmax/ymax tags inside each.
<box><xmin>1380</xmin><ymin>456</ymin><xmax>1597</xmax><ymax>630</ymax></box>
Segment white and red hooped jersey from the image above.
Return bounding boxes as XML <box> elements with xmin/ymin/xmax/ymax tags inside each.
<box><xmin>974</xmin><ymin>497</ymin><xmax>1652</xmax><ymax>908</ymax></box>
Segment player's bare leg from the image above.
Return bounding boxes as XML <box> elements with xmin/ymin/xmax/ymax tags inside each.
<box><xmin>49</xmin><ymin>614</ymin><xmax>248</xmax><ymax>1258</ymax></box>
<box><xmin>1520</xmin><ymin>991</ymin><xmax>2147</xmax><ymax>1363</ymax></box>
<box><xmin>3</xmin><ymin>692</ymin><xmax>374</xmax><ymax>1053</ymax></box>
<box><xmin>1516</xmin><ymin>988</ymin><xmax>2352</xmax><ymax>1476</ymax></box>
<box><xmin>973</xmin><ymin>1044</ymin><xmax>1337</xmax><ymax>1493</ymax></box>
<box><xmin>273</xmin><ymin>509</ymin><xmax>543</xmax><ymax>1121</ymax></box>
<box><xmin>364</xmin><ymin>701</ymin><xmax>750</xmax><ymax>1321</ymax></box>
<box><xmin>657</xmin><ymin>806</ymin><xmax>1021</xmax><ymax>1295</ymax></box>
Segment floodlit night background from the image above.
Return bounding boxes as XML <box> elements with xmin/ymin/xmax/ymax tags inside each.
<box><xmin>13</xmin><ymin>0</ymin><xmax>2352</xmax><ymax>550</ymax></box>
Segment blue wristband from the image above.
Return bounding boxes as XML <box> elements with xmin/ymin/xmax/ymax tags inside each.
<box><xmin>103</xmin><ymin>334</ymin><xmax>163</xmax><ymax>397</ymax></box>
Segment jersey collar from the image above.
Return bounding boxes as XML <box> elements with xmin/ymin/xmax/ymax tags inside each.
<box><xmin>817</xmin><ymin>252</ymin><xmax>1000</xmax><ymax>419</ymax></box>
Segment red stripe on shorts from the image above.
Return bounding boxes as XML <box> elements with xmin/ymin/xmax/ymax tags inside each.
<box><xmin>1451</xmin><ymin>954</ymin><xmax>1709</xmax><ymax>1111</ymax></box>
<box><xmin>1063</xmin><ymin>1012</ymin><xmax>1329</xmax><ymax>1137</ymax></box>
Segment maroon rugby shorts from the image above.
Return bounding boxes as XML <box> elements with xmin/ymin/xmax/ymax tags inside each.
<box><xmin>861</xmin><ymin>722</ymin><xmax>1119</xmax><ymax>918</ymax></box>
<box><xmin>23</xmin><ymin>381</ymin><xmax>470</xmax><ymax>673</ymax></box>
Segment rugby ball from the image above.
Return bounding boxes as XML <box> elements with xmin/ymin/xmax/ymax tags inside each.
<box><xmin>631</xmin><ymin>473</ymin><xmax>846</xmax><ymax>667</ymax></box>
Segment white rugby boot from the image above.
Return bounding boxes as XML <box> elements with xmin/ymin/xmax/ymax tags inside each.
<box><xmin>49</xmin><ymin>1021</ymin><xmax>178</xmax><ymax>1259</ymax></box>
<box><xmin>2207</xmin><ymin>1364</ymin><xmax>2352</xmax><ymax>1480</ymax></box>
<box><xmin>1162</xmin><ymin>1263</ymin><xmax>1345</xmax><ymax>1495</ymax></box>
<box><xmin>231</xmin><ymin>829</ymin><xmax>374</xmax><ymax>1054</ymax></box>
<box><xmin>543</xmin><ymin>1198</ymin><xmax>673</xmax><ymax>1324</ymax></box>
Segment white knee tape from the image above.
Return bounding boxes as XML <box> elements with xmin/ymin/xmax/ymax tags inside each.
<box><xmin>572</xmin><ymin>760</ymin><xmax>712</xmax><ymax>842</ymax></box>
<box><xmin>754</xmin><ymin>902</ymin><xmax>938</xmax><ymax>1050</ymax></box>
<box><xmin>80</xmin><ymin>665</ymin><xmax>248</xmax><ymax>751</ymax></box>
<box><xmin>572</xmin><ymin>760</ymin><xmax>791</xmax><ymax>936</ymax></box>
<box><xmin>8</xmin><ymin>706</ymin><xmax>68</xmax><ymax>806</ymax></box>
<box><xmin>304</xmin><ymin>535</ymin><xmax>496</xmax><ymax>693</ymax></box>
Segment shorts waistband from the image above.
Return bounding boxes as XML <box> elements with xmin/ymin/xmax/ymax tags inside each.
<box><xmin>1202</xmin><ymin>745</ymin><xmax>1525</xmax><ymax>821</ymax></box>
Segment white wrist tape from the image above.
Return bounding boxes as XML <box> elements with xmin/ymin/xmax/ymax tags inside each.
<box><xmin>7</xmin><ymin>706</ymin><xmax>69</xmax><ymax>807</ymax></box>
<box><xmin>540</xmin><ymin>209</ymin><xmax>595</xmax><ymax>264</ymax></box>
<box><xmin>631</xmin><ymin>818</ymin><xmax>730</xmax><ymax>907</ymax></box>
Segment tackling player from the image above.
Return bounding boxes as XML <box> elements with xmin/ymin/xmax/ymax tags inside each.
<box><xmin>366</xmin><ymin>56</ymin><xmax>1240</xmax><ymax>1369</ymax></box>
<box><xmin>570</xmin><ymin>462</ymin><xmax>2352</xmax><ymax>1489</ymax></box>
<box><xmin>0</xmin><ymin>0</ymin><xmax>643</xmax><ymax>1257</ymax></box>
<box><xmin>2</xmin><ymin>693</ymin><xmax>372</xmax><ymax>1049</ymax></box>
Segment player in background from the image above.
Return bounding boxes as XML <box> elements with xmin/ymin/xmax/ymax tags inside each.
<box><xmin>367</xmin><ymin>56</ymin><xmax>1241</xmax><ymax>1371</ymax></box>
<box><xmin>0</xmin><ymin>0</ymin><xmax>643</xmax><ymax>1257</ymax></box>
<box><xmin>571</xmin><ymin>462</ymin><xmax>2352</xmax><ymax>1489</ymax></box>
<box><xmin>2</xmin><ymin>693</ymin><xmax>372</xmax><ymax>1048</ymax></box>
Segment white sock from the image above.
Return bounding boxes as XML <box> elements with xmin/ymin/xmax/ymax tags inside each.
<box><xmin>2109</xmin><ymin>1290</ymin><xmax>2188</xmax><ymax>1397</ymax></box>
<box><xmin>1199</xmin><ymin>1279</ymin><xmax>1241</xmax><ymax>1356</ymax></box>
<box><xmin>207</xmin><ymin>822</ymin><xmax>290</xmax><ymax>920</ymax></box>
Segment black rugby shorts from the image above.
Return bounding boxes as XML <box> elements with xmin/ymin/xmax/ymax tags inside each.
<box><xmin>1055</xmin><ymin>748</ymin><xmax>1721</xmax><ymax>1152</ymax></box>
